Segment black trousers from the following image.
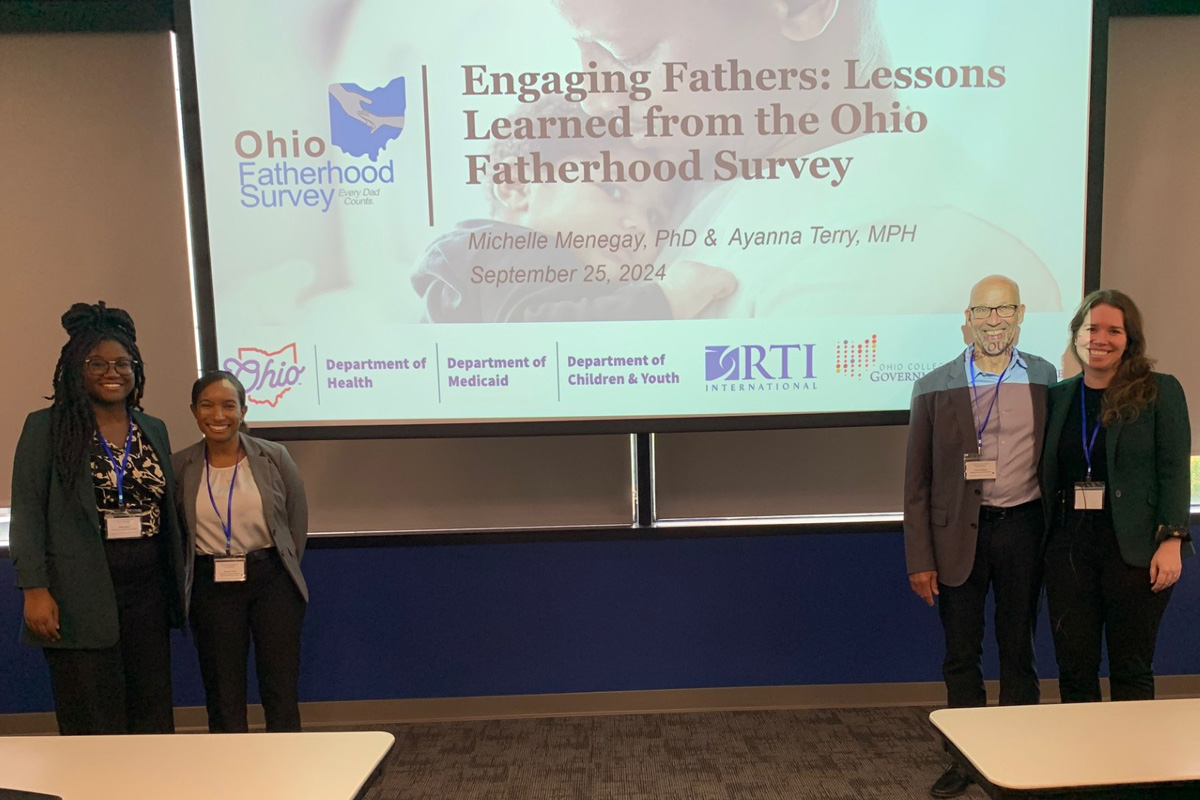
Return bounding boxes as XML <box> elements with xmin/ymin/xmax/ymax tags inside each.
<box><xmin>1045</xmin><ymin>513</ymin><xmax>1172</xmax><ymax>702</ymax></box>
<box><xmin>938</xmin><ymin>501</ymin><xmax>1043</xmax><ymax>708</ymax></box>
<box><xmin>44</xmin><ymin>536</ymin><xmax>175</xmax><ymax>735</ymax></box>
<box><xmin>191</xmin><ymin>548</ymin><xmax>306</xmax><ymax>732</ymax></box>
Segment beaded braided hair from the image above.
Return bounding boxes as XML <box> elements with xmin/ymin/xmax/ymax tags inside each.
<box><xmin>49</xmin><ymin>302</ymin><xmax>146</xmax><ymax>487</ymax></box>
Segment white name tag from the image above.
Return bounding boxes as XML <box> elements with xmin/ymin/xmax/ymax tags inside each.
<box><xmin>963</xmin><ymin>454</ymin><xmax>998</xmax><ymax>481</ymax></box>
<box><xmin>214</xmin><ymin>556</ymin><xmax>247</xmax><ymax>583</ymax></box>
<box><xmin>1074</xmin><ymin>481</ymin><xmax>1105</xmax><ymax>510</ymax></box>
<box><xmin>104</xmin><ymin>511</ymin><xmax>144</xmax><ymax>540</ymax></box>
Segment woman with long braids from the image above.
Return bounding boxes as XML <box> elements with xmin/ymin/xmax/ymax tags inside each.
<box><xmin>1041</xmin><ymin>289</ymin><xmax>1192</xmax><ymax>702</ymax></box>
<box><xmin>9</xmin><ymin>301</ymin><xmax>186</xmax><ymax>734</ymax></box>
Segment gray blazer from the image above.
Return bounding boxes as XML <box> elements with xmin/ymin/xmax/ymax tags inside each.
<box><xmin>903</xmin><ymin>350</ymin><xmax>1058</xmax><ymax>587</ymax></box>
<box><xmin>172</xmin><ymin>433</ymin><xmax>309</xmax><ymax>602</ymax></box>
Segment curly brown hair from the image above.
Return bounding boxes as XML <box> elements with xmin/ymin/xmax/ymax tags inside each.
<box><xmin>1068</xmin><ymin>289</ymin><xmax>1157</xmax><ymax>426</ymax></box>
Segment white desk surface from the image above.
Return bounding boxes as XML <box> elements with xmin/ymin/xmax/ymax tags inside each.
<box><xmin>0</xmin><ymin>730</ymin><xmax>394</xmax><ymax>800</ymax></box>
<box><xmin>930</xmin><ymin>699</ymin><xmax>1200</xmax><ymax>792</ymax></box>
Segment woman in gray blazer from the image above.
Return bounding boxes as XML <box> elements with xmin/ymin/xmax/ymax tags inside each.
<box><xmin>9</xmin><ymin>302</ymin><xmax>187</xmax><ymax>735</ymax></box>
<box><xmin>172</xmin><ymin>370</ymin><xmax>309</xmax><ymax>732</ymax></box>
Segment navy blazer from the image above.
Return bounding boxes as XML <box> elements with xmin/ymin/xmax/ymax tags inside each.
<box><xmin>1042</xmin><ymin>372</ymin><xmax>1193</xmax><ymax>568</ymax></box>
<box><xmin>9</xmin><ymin>408</ymin><xmax>188</xmax><ymax>648</ymax></box>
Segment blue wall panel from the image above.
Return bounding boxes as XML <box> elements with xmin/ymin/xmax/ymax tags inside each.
<box><xmin>2</xmin><ymin>529</ymin><xmax>1197</xmax><ymax>715</ymax></box>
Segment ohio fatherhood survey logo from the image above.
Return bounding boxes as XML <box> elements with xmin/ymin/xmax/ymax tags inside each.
<box><xmin>233</xmin><ymin>78</ymin><xmax>406</xmax><ymax>213</ymax></box>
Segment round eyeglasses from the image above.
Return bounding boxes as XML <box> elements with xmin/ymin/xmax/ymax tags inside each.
<box><xmin>84</xmin><ymin>358</ymin><xmax>137</xmax><ymax>376</ymax></box>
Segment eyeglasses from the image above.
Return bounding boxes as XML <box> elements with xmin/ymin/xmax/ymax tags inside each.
<box><xmin>968</xmin><ymin>304</ymin><xmax>1019</xmax><ymax>320</ymax></box>
<box><xmin>84</xmin><ymin>358</ymin><xmax>137</xmax><ymax>376</ymax></box>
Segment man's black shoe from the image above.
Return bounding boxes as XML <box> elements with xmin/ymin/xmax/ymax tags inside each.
<box><xmin>930</xmin><ymin>762</ymin><xmax>972</xmax><ymax>798</ymax></box>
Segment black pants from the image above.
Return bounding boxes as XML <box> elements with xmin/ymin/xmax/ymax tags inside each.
<box><xmin>938</xmin><ymin>501</ymin><xmax>1043</xmax><ymax>708</ymax></box>
<box><xmin>1045</xmin><ymin>513</ymin><xmax>1172</xmax><ymax>702</ymax></box>
<box><xmin>44</xmin><ymin>536</ymin><xmax>175</xmax><ymax>735</ymax></box>
<box><xmin>191</xmin><ymin>548</ymin><xmax>306</xmax><ymax>732</ymax></box>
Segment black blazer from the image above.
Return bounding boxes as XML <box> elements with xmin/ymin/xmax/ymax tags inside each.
<box><xmin>9</xmin><ymin>408</ymin><xmax>187</xmax><ymax>648</ymax></box>
<box><xmin>1042</xmin><ymin>373</ymin><xmax>1193</xmax><ymax>568</ymax></box>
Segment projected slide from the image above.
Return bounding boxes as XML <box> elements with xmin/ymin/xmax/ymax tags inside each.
<box><xmin>184</xmin><ymin>0</ymin><xmax>1092</xmax><ymax>426</ymax></box>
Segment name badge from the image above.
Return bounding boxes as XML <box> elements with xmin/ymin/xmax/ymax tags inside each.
<box><xmin>963</xmin><ymin>454</ymin><xmax>998</xmax><ymax>481</ymax></box>
<box><xmin>1074</xmin><ymin>481</ymin><xmax>1105</xmax><ymax>510</ymax></box>
<box><xmin>104</xmin><ymin>510</ymin><xmax>144</xmax><ymax>540</ymax></box>
<box><xmin>214</xmin><ymin>556</ymin><xmax>247</xmax><ymax>583</ymax></box>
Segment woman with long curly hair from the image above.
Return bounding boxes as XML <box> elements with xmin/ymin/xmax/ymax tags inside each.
<box><xmin>1041</xmin><ymin>289</ymin><xmax>1191</xmax><ymax>702</ymax></box>
<box><xmin>9</xmin><ymin>301</ymin><xmax>186</xmax><ymax>734</ymax></box>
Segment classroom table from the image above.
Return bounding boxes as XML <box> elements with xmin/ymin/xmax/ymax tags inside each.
<box><xmin>930</xmin><ymin>699</ymin><xmax>1200</xmax><ymax>799</ymax></box>
<box><xmin>0</xmin><ymin>730</ymin><xmax>394</xmax><ymax>800</ymax></box>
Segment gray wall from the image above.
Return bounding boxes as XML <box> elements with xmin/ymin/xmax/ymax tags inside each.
<box><xmin>3</xmin><ymin>17</ymin><xmax>1198</xmax><ymax>533</ymax></box>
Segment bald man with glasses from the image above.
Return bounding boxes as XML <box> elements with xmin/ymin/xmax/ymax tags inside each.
<box><xmin>903</xmin><ymin>275</ymin><xmax>1059</xmax><ymax>798</ymax></box>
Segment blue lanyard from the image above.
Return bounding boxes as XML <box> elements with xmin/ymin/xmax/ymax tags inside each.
<box><xmin>1080</xmin><ymin>383</ymin><xmax>1103</xmax><ymax>480</ymax></box>
<box><xmin>967</xmin><ymin>349</ymin><xmax>1015</xmax><ymax>452</ymax></box>
<box><xmin>204</xmin><ymin>449</ymin><xmax>240</xmax><ymax>555</ymax></box>
<box><xmin>98</xmin><ymin>421</ymin><xmax>134</xmax><ymax>506</ymax></box>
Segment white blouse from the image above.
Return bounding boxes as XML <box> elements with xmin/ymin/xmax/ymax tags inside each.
<box><xmin>194</xmin><ymin>459</ymin><xmax>273</xmax><ymax>555</ymax></box>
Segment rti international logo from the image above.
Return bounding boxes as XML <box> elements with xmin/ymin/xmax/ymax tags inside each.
<box><xmin>223</xmin><ymin>344</ymin><xmax>307</xmax><ymax>407</ymax></box>
<box><xmin>704</xmin><ymin>344</ymin><xmax>817</xmax><ymax>393</ymax></box>
<box><xmin>232</xmin><ymin>77</ymin><xmax>404</xmax><ymax>213</ymax></box>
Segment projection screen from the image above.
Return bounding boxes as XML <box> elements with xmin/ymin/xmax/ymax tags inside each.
<box><xmin>178</xmin><ymin>0</ymin><xmax>1097</xmax><ymax>433</ymax></box>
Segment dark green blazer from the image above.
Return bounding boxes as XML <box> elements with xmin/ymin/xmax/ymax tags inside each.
<box><xmin>1042</xmin><ymin>373</ymin><xmax>1193</xmax><ymax>568</ymax></box>
<box><xmin>9</xmin><ymin>408</ymin><xmax>188</xmax><ymax>648</ymax></box>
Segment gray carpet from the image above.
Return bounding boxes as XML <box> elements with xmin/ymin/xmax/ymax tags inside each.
<box><xmin>353</xmin><ymin>706</ymin><xmax>989</xmax><ymax>800</ymax></box>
